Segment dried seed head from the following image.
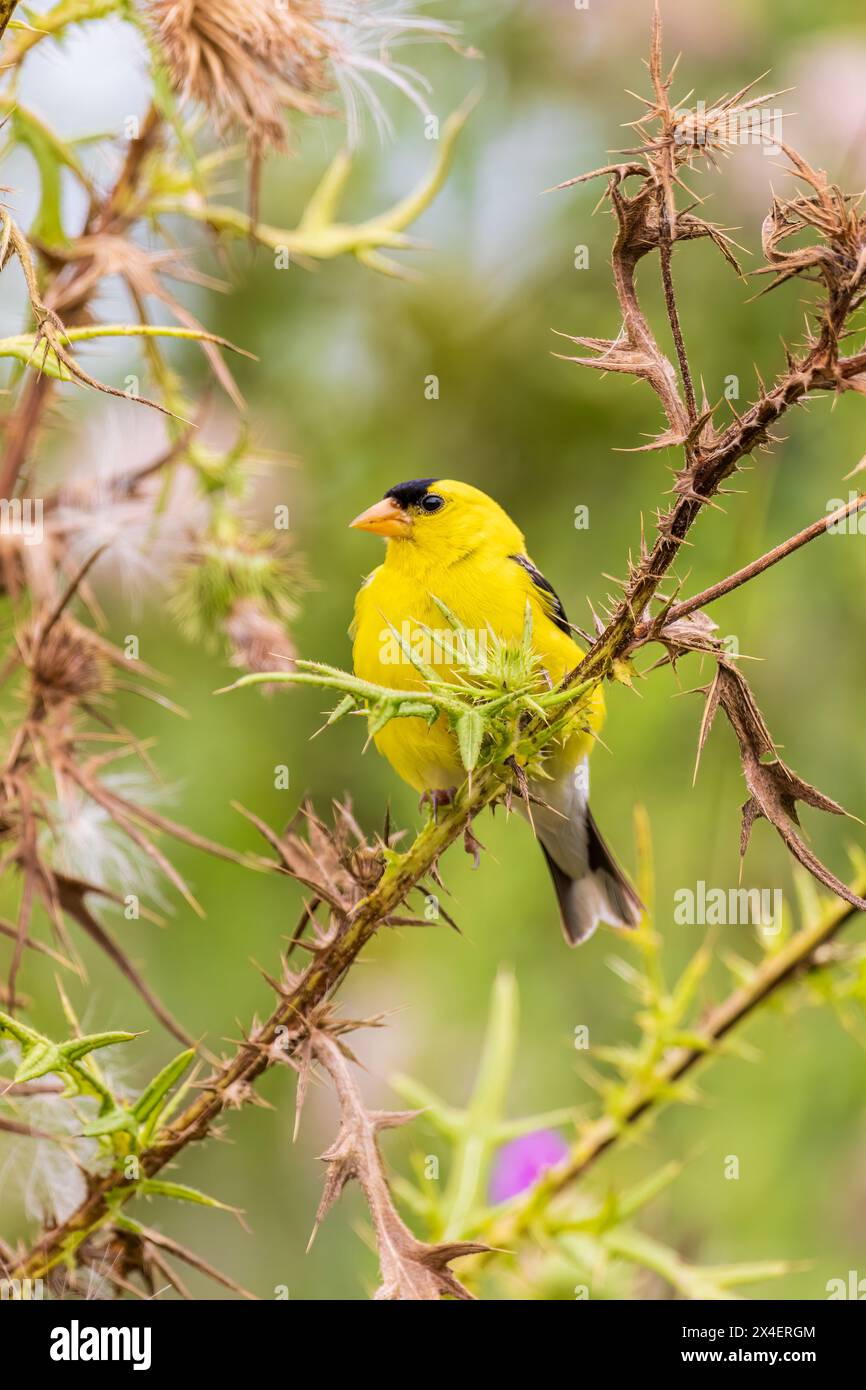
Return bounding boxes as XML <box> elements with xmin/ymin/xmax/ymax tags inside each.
<box><xmin>171</xmin><ymin>522</ymin><xmax>303</xmax><ymax>655</ymax></box>
<box><xmin>147</xmin><ymin>0</ymin><xmax>463</xmax><ymax>164</ymax></box>
<box><xmin>224</xmin><ymin>596</ymin><xmax>296</xmax><ymax>687</ymax></box>
<box><xmin>147</xmin><ymin>0</ymin><xmax>334</xmax><ymax>155</ymax></box>
<box><xmin>44</xmin><ymin>773</ymin><xmax>172</xmax><ymax>901</ymax></box>
<box><xmin>27</xmin><ymin>618</ymin><xmax>105</xmax><ymax>706</ymax></box>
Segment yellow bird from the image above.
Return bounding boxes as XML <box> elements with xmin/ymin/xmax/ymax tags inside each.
<box><xmin>349</xmin><ymin>478</ymin><xmax>641</xmax><ymax>944</ymax></box>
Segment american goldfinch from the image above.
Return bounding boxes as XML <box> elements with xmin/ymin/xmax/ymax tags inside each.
<box><xmin>350</xmin><ymin>478</ymin><xmax>642</xmax><ymax>943</ymax></box>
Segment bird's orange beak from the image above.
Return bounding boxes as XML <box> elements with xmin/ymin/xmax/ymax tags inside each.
<box><xmin>349</xmin><ymin>496</ymin><xmax>412</xmax><ymax>539</ymax></box>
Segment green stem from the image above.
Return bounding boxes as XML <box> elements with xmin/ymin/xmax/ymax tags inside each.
<box><xmin>1</xmin><ymin>0</ymin><xmax>120</xmax><ymax>64</ymax></box>
<box><xmin>481</xmin><ymin>872</ymin><xmax>866</xmax><ymax>1256</ymax></box>
<box><xmin>12</xmin><ymin>768</ymin><xmax>505</xmax><ymax>1280</ymax></box>
<box><xmin>441</xmin><ymin>970</ymin><xmax>518</xmax><ymax>1240</ymax></box>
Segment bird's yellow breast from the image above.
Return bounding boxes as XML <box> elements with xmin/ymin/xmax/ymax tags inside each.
<box><xmin>351</xmin><ymin>542</ymin><xmax>604</xmax><ymax>793</ymax></box>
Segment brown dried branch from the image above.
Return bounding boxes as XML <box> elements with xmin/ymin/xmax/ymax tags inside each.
<box><xmin>636</xmin><ymin>490</ymin><xmax>866</xmax><ymax>640</ymax></box>
<box><xmin>35</xmin><ymin>236</ymin><xmax>245</xmax><ymax>409</ymax></box>
<box><xmin>550</xmin><ymin>6</ymin><xmax>866</xmax><ymax>909</ymax></box>
<box><xmin>0</xmin><ymin>106</ymin><xmax>166</xmax><ymax>498</ymax></box>
<box><xmin>556</xmin><ymin>175</ymin><xmax>690</xmax><ymax>441</ymax></box>
<box><xmin>697</xmin><ymin>662</ymin><xmax>866</xmax><ymax>911</ymax></box>
<box><xmin>65</xmin><ymin>1223</ymin><xmax>258</xmax><ymax>1302</ymax></box>
<box><xmin>558</xmin><ymin>8</ymin><xmax>866</xmax><ymax>693</ymax></box>
<box><xmin>564</xmin><ymin>139</ymin><xmax>866</xmax><ymax>690</ymax></box>
<box><xmin>7</xmin><ymin>3</ymin><xmax>866</xmax><ymax>1301</ymax></box>
<box><xmin>10</xmin><ymin>787</ymin><xmax>500</xmax><ymax>1283</ymax></box>
<box><xmin>0</xmin><ymin>582</ymin><xmax>258</xmax><ymax>1034</ymax></box>
<box><xmin>309</xmin><ymin>1028</ymin><xmax>486</xmax><ymax>1300</ymax></box>
<box><xmin>2</xmin><ymin>215</ymin><xmax>182</xmax><ymax>417</ymax></box>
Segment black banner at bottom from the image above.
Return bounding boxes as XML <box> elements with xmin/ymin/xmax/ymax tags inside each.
<box><xmin>4</xmin><ymin>1294</ymin><xmax>861</xmax><ymax>1374</ymax></box>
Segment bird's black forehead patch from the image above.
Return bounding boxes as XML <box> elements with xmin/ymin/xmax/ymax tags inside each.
<box><xmin>385</xmin><ymin>478</ymin><xmax>438</xmax><ymax>509</ymax></box>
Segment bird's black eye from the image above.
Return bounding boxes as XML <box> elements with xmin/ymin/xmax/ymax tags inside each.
<box><xmin>420</xmin><ymin>493</ymin><xmax>445</xmax><ymax>514</ymax></box>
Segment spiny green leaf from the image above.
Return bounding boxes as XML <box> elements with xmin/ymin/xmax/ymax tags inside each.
<box><xmin>0</xmin><ymin>1010</ymin><xmax>42</xmax><ymax>1048</ymax></box>
<box><xmin>0</xmin><ymin>323</ymin><xmax>251</xmax><ymax>382</ymax></box>
<box><xmin>702</xmin><ymin>1258</ymin><xmax>810</xmax><ymax>1289</ymax></box>
<box><xmin>132</xmin><ymin>1049</ymin><xmax>195</xmax><ymax>1125</ymax></box>
<box><xmin>495</xmin><ymin>1108</ymin><xmax>579</xmax><ymax>1141</ymax></box>
<box><xmin>617</xmin><ymin>1160</ymin><xmax>683</xmax><ymax>1221</ymax></box>
<box><xmin>522</xmin><ymin>598</ymin><xmax>534</xmax><ymax>649</ymax></box>
<box><xmin>389</xmin><ymin>1073</ymin><xmax>462</xmax><ymax>1137</ymax></box>
<box><xmin>150</xmin><ymin>95</ymin><xmax>476</xmax><ymax>278</ymax></box>
<box><xmin>428</xmin><ymin>593</ymin><xmax>463</xmax><ymax>632</ymax></box>
<box><xmin>326</xmin><ymin>694</ymin><xmax>357</xmax><ymax>726</ymax></box>
<box><xmin>390</xmin><ymin>1175</ymin><xmax>431</xmax><ymax>1219</ymax></box>
<box><xmin>792</xmin><ymin>867</ymin><xmax>824</xmax><ymax>929</ymax></box>
<box><xmin>14</xmin><ymin>1041</ymin><xmax>62</xmax><ymax>1084</ymax></box>
<box><xmin>592</xmin><ymin>1044</ymin><xmax>642</xmax><ymax>1071</ymax></box>
<box><xmin>62</xmin><ymin>1031</ymin><xmax>138</xmax><ymax>1064</ymax></box>
<box><xmin>81</xmin><ymin>1106</ymin><xmax>137</xmax><ymax>1139</ymax></box>
<box><xmin>456</xmin><ymin>708</ymin><xmax>485</xmax><ymax>771</ymax></box>
<box><xmin>668</xmin><ymin>942</ymin><xmax>712</xmax><ymax>1018</ymax></box>
<box><xmin>383</xmin><ymin>615</ymin><xmax>439</xmax><ymax>683</ymax></box>
<box><xmin>135</xmin><ymin>1179</ymin><xmax>238</xmax><ymax>1215</ymax></box>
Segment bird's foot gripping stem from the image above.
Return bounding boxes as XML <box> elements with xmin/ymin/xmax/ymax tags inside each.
<box><xmin>419</xmin><ymin>786</ymin><xmax>457</xmax><ymax>822</ymax></box>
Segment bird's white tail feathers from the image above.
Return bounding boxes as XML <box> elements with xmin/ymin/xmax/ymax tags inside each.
<box><xmin>520</xmin><ymin>759</ymin><xmax>643</xmax><ymax>945</ymax></box>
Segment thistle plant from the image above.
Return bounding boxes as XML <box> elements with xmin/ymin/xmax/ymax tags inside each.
<box><xmin>223</xmin><ymin>596</ymin><xmax>599</xmax><ymax>785</ymax></box>
<box><xmin>2</xmin><ymin>1</ymin><xmax>866</xmax><ymax>1303</ymax></box>
<box><xmin>0</xmin><ymin>0</ymin><xmax>470</xmax><ymax>1024</ymax></box>
<box><xmin>0</xmin><ymin>0</ymin><xmax>477</xmax><ymax>1296</ymax></box>
<box><xmin>390</xmin><ymin>967</ymin><xmax>805</xmax><ymax>1300</ymax></box>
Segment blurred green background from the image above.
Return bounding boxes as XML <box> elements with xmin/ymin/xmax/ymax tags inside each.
<box><xmin>3</xmin><ymin>0</ymin><xmax>866</xmax><ymax>1299</ymax></box>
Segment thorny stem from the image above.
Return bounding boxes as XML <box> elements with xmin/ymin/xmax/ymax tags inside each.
<box><xmin>308</xmin><ymin>1031</ymin><xmax>483</xmax><ymax>1300</ymax></box>
<box><xmin>557</xmin><ymin>12</ymin><xmax>866</xmax><ymax>695</ymax></box>
<box><xmin>483</xmin><ymin>874</ymin><xmax>865</xmax><ymax>1255</ymax></box>
<box><xmin>0</xmin><ymin>0</ymin><xmax>119</xmax><ymax>67</ymax></box>
<box><xmin>637</xmin><ymin>491</ymin><xmax>866</xmax><ymax>638</ymax></box>
<box><xmin>11</xmin><ymin>771</ymin><xmax>503</xmax><ymax>1279</ymax></box>
<box><xmin>0</xmin><ymin>1</ymin><xmax>19</xmax><ymax>42</ymax></box>
<box><xmin>562</xmin><ymin>317</ymin><xmax>866</xmax><ymax>694</ymax></box>
<box><xmin>649</xmin><ymin>7</ymin><xmax>697</xmax><ymax>423</ymax></box>
<box><xmin>93</xmin><ymin>103</ymin><xmax>162</xmax><ymax>234</ymax></box>
<box><xmin>8</xmin><ymin>3</ymin><xmax>866</xmax><ymax>1298</ymax></box>
<box><xmin>13</xmin><ymin>796</ymin><xmax>863</xmax><ymax>1282</ymax></box>
<box><xmin>606</xmin><ymin>179</ymin><xmax>689</xmax><ymax>440</ymax></box>
<box><xmin>659</xmin><ymin>217</ymin><xmax>697</xmax><ymax>423</ymax></box>
<box><xmin>0</xmin><ymin>103</ymin><xmax>163</xmax><ymax>499</ymax></box>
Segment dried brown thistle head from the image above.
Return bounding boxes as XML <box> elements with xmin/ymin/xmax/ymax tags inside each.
<box><xmin>147</xmin><ymin>0</ymin><xmax>334</xmax><ymax>156</ymax></box>
<box><xmin>0</xmin><ymin>583</ymin><xmax>254</xmax><ymax>1042</ymax></box>
<box><xmin>248</xmin><ymin>798</ymin><xmax>388</xmax><ymax>915</ymax></box>
<box><xmin>22</xmin><ymin>617</ymin><xmax>105</xmax><ymax>709</ymax></box>
<box><xmin>758</xmin><ymin>149</ymin><xmax>866</xmax><ymax>310</ymax></box>
<box><xmin>48</xmin><ymin>1222</ymin><xmax>257</xmax><ymax>1300</ymax></box>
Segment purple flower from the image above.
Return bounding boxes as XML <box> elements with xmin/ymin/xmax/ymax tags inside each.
<box><xmin>489</xmin><ymin>1129</ymin><xmax>570</xmax><ymax>1205</ymax></box>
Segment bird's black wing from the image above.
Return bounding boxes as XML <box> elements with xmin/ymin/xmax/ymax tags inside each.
<box><xmin>510</xmin><ymin>553</ymin><xmax>571</xmax><ymax>637</ymax></box>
